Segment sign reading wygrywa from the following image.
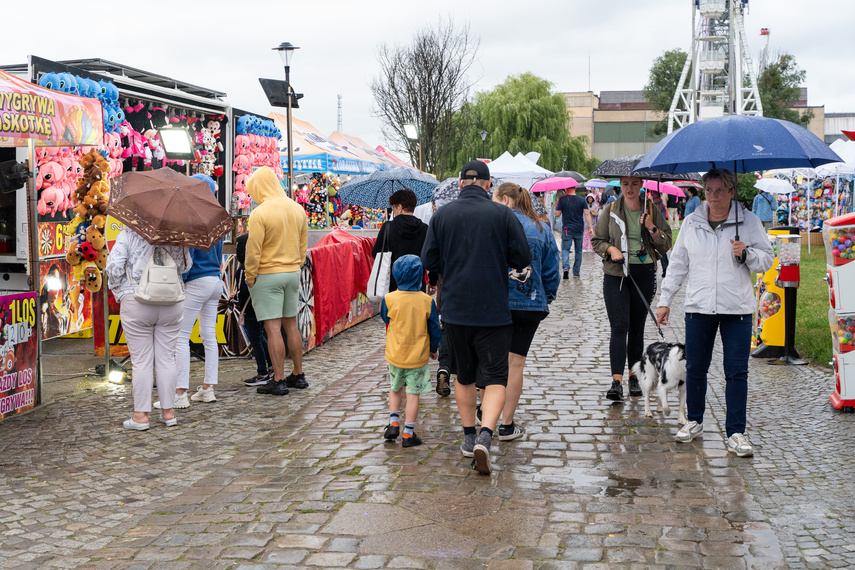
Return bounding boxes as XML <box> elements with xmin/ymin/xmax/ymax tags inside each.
<box><xmin>0</xmin><ymin>292</ymin><xmax>38</xmax><ymax>420</ymax></box>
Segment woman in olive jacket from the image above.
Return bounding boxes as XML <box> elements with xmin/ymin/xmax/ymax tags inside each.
<box><xmin>591</xmin><ymin>176</ymin><xmax>672</xmax><ymax>402</ymax></box>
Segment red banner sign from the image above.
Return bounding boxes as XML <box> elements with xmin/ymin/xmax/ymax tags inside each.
<box><xmin>0</xmin><ymin>292</ymin><xmax>38</xmax><ymax>420</ymax></box>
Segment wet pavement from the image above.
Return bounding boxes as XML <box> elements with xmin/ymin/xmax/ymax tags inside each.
<box><xmin>1</xmin><ymin>252</ymin><xmax>854</xmax><ymax>569</ymax></box>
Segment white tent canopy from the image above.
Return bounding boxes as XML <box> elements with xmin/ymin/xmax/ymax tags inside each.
<box><xmin>486</xmin><ymin>151</ymin><xmax>553</xmax><ymax>189</ymax></box>
<box><xmin>816</xmin><ymin>139</ymin><xmax>855</xmax><ymax>177</ymax></box>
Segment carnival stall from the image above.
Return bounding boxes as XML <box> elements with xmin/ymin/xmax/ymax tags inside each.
<box><xmin>0</xmin><ymin>65</ymin><xmax>104</xmax><ymax>417</ymax></box>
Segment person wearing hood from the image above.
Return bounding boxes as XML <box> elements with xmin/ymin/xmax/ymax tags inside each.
<box><xmin>657</xmin><ymin>168</ymin><xmax>774</xmax><ymax>458</ymax></box>
<box><xmin>380</xmin><ymin>255</ymin><xmax>441</xmax><ymax>448</ymax></box>
<box><xmin>155</xmin><ymin>174</ymin><xmax>224</xmax><ymax>410</ymax></box>
<box><xmin>372</xmin><ymin>189</ymin><xmax>435</xmax><ymax>292</ymax></box>
<box><xmin>245</xmin><ymin>166</ymin><xmax>309</xmax><ymax>396</ymax></box>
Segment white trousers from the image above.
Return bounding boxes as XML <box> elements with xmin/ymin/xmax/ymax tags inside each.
<box><xmin>176</xmin><ymin>276</ymin><xmax>222</xmax><ymax>390</ymax></box>
<box><xmin>120</xmin><ymin>297</ymin><xmax>184</xmax><ymax>413</ymax></box>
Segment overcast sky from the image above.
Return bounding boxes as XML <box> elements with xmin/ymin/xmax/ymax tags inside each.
<box><xmin>5</xmin><ymin>0</ymin><xmax>853</xmax><ymax>154</ymax></box>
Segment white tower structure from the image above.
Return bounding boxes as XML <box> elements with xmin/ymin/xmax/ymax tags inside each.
<box><xmin>668</xmin><ymin>0</ymin><xmax>763</xmax><ymax>133</ymax></box>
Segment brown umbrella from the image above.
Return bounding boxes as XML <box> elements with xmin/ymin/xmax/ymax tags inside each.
<box><xmin>108</xmin><ymin>168</ymin><xmax>232</xmax><ymax>251</ymax></box>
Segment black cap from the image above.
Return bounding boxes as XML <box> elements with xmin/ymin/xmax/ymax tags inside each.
<box><xmin>459</xmin><ymin>160</ymin><xmax>490</xmax><ymax>181</ymax></box>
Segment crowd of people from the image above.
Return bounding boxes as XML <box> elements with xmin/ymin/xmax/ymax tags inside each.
<box><xmin>108</xmin><ymin>160</ymin><xmax>775</xmax><ymax>472</ymax></box>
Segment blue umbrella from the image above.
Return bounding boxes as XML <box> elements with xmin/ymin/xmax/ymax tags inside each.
<box><xmin>338</xmin><ymin>167</ymin><xmax>439</xmax><ymax>209</ymax></box>
<box><xmin>635</xmin><ymin>114</ymin><xmax>842</xmax><ymax>175</ymax></box>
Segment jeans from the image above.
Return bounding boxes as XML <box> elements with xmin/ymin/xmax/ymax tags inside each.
<box><xmin>603</xmin><ymin>264</ymin><xmax>657</xmax><ymax>376</ymax></box>
<box><xmin>561</xmin><ymin>230</ymin><xmax>583</xmax><ymax>275</ymax></box>
<box><xmin>241</xmin><ymin>306</ymin><xmax>271</xmax><ymax>376</ymax></box>
<box><xmin>684</xmin><ymin>312</ymin><xmax>752</xmax><ymax>437</ymax></box>
<box><xmin>176</xmin><ymin>276</ymin><xmax>222</xmax><ymax>390</ymax></box>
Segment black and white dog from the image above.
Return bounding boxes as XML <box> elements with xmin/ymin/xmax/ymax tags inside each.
<box><xmin>631</xmin><ymin>342</ymin><xmax>687</xmax><ymax>424</ymax></box>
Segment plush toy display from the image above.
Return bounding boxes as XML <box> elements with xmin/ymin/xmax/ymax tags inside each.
<box><xmin>64</xmin><ymin>149</ymin><xmax>111</xmax><ymax>293</ymax></box>
<box><xmin>232</xmin><ymin>115</ymin><xmax>282</xmax><ymax>214</ymax></box>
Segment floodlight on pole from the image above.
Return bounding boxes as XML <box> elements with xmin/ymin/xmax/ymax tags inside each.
<box><xmin>479</xmin><ymin>130</ymin><xmax>488</xmax><ymax>159</ymax></box>
<box><xmin>403</xmin><ymin>123</ymin><xmax>422</xmax><ymax>171</ymax></box>
<box><xmin>273</xmin><ymin>42</ymin><xmax>300</xmax><ymax>196</ymax></box>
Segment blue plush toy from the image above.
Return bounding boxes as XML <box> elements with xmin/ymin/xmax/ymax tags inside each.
<box><xmin>38</xmin><ymin>72</ymin><xmax>60</xmax><ymax>91</ymax></box>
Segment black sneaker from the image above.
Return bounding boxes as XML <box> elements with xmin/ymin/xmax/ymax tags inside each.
<box><xmin>401</xmin><ymin>433</ymin><xmax>422</xmax><ymax>448</ymax></box>
<box><xmin>605</xmin><ymin>380</ymin><xmax>623</xmax><ymax>401</ymax></box>
<box><xmin>243</xmin><ymin>373</ymin><xmax>270</xmax><ymax>387</ymax></box>
<box><xmin>498</xmin><ymin>422</ymin><xmax>525</xmax><ymax>441</ymax></box>
<box><xmin>436</xmin><ymin>369</ymin><xmax>451</xmax><ymax>397</ymax></box>
<box><xmin>628</xmin><ymin>375</ymin><xmax>643</xmax><ymax>397</ymax></box>
<box><xmin>383</xmin><ymin>423</ymin><xmax>400</xmax><ymax>440</ymax></box>
<box><xmin>285</xmin><ymin>372</ymin><xmax>308</xmax><ymax>389</ymax></box>
<box><xmin>257</xmin><ymin>379</ymin><xmax>289</xmax><ymax>395</ymax></box>
<box><xmin>562</xmin><ymin>271</ymin><xmax>569</xmax><ymax>280</ymax></box>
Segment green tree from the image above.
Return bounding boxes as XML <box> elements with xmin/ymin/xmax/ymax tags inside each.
<box><xmin>642</xmin><ymin>49</ymin><xmax>687</xmax><ymax>136</ymax></box>
<box><xmin>447</xmin><ymin>73</ymin><xmax>596</xmax><ymax>178</ymax></box>
<box><xmin>758</xmin><ymin>52</ymin><xmax>814</xmax><ymax>127</ymax></box>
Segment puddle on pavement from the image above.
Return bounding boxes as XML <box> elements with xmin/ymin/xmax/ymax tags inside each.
<box><xmin>603</xmin><ymin>474</ymin><xmax>645</xmax><ymax>497</ymax></box>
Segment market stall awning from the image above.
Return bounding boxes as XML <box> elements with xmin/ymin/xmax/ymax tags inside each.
<box><xmin>375</xmin><ymin>145</ymin><xmax>415</xmax><ymax>169</ymax></box>
<box><xmin>0</xmin><ymin>69</ymin><xmax>103</xmax><ymax>147</ymax></box>
<box><xmin>269</xmin><ymin>113</ymin><xmax>364</xmax><ymax>175</ymax></box>
<box><xmin>328</xmin><ymin>131</ymin><xmax>395</xmax><ymax>173</ymax></box>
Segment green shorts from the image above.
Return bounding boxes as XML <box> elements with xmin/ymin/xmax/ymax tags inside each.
<box><xmin>389</xmin><ymin>364</ymin><xmax>431</xmax><ymax>395</ymax></box>
<box><xmin>250</xmin><ymin>271</ymin><xmax>300</xmax><ymax>321</ymax></box>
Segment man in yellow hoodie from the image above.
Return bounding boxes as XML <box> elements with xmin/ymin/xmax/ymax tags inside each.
<box><xmin>245</xmin><ymin>167</ymin><xmax>309</xmax><ymax>396</ymax></box>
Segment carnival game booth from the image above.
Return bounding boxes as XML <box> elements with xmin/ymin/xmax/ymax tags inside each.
<box><xmin>0</xmin><ymin>66</ymin><xmax>104</xmax><ymax>418</ymax></box>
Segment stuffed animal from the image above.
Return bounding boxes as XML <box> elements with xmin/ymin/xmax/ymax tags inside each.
<box><xmin>85</xmin><ymin>226</ymin><xmax>106</xmax><ymax>250</ymax></box>
<box><xmin>82</xmin><ymin>264</ymin><xmax>102</xmax><ymax>293</ymax></box>
<box><xmin>94</xmin><ymin>247</ymin><xmax>108</xmax><ymax>270</ymax></box>
<box><xmin>65</xmin><ymin>239</ymin><xmax>83</xmax><ymax>265</ymax></box>
<box><xmin>92</xmin><ymin>214</ymin><xmax>106</xmax><ymax>230</ymax></box>
<box><xmin>36</xmin><ymin>161</ymin><xmax>64</xmax><ymax>192</ymax></box>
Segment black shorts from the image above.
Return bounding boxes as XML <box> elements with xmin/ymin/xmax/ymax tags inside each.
<box><xmin>510</xmin><ymin>310</ymin><xmax>547</xmax><ymax>357</ymax></box>
<box><xmin>443</xmin><ymin>323</ymin><xmax>512</xmax><ymax>388</ymax></box>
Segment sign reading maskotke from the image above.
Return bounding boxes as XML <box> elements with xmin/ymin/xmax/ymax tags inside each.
<box><xmin>0</xmin><ymin>292</ymin><xmax>38</xmax><ymax>419</ymax></box>
<box><xmin>0</xmin><ymin>69</ymin><xmax>103</xmax><ymax>146</ymax></box>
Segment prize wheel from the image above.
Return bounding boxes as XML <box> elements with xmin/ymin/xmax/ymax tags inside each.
<box><xmin>216</xmin><ymin>254</ymin><xmax>251</xmax><ymax>358</ymax></box>
<box><xmin>297</xmin><ymin>254</ymin><xmax>315</xmax><ymax>351</ymax></box>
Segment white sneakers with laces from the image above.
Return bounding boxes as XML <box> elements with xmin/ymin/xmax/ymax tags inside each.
<box><xmin>675</xmin><ymin>421</ymin><xmax>703</xmax><ymax>442</ymax></box>
<box><xmin>190</xmin><ymin>385</ymin><xmax>217</xmax><ymax>403</ymax></box>
<box><xmin>727</xmin><ymin>433</ymin><xmax>754</xmax><ymax>457</ymax></box>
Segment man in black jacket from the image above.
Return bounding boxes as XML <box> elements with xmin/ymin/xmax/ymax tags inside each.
<box><xmin>421</xmin><ymin>160</ymin><xmax>532</xmax><ymax>474</ymax></box>
<box><xmin>372</xmin><ymin>189</ymin><xmax>433</xmax><ymax>292</ymax></box>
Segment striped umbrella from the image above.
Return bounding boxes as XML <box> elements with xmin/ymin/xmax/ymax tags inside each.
<box><xmin>338</xmin><ymin>167</ymin><xmax>439</xmax><ymax>209</ymax></box>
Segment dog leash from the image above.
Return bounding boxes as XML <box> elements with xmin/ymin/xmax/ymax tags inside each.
<box><xmin>626</xmin><ymin>270</ymin><xmax>665</xmax><ymax>340</ymax></box>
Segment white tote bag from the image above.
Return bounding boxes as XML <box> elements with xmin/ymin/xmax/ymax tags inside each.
<box><xmin>367</xmin><ymin>228</ymin><xmax>391</xmax><ymax>301</ymax></box>
<box><xmin>129</xmin><ymin>247</ymin><xmax>185</xmax><ymax>305</ymax></box>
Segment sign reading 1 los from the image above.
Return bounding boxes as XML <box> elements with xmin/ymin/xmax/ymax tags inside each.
<box><xmin>8</xmin><ymin>295</ymin><xmax>36</xmax><ymax>340</ymax></box>
<box><xmin>0</xmin><ymin>292</ymin><xmax>38</xmax><ymax>421</ymax></box>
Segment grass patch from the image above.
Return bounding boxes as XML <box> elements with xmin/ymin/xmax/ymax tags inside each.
<box><xmin>345</xmin><ymin>466</ymin><xmax>363</xmax><ymax>476</ymax></box>
<box><xmin>794</xmin><ymin>244</ymin><xmax>833</xmax><ymax>366</ymax></box>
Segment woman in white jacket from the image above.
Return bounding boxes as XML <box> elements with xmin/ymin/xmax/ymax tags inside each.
<box><xmin>106</xmin><ymin>228</ymin><xmax>191</xmax><ymax>430</ymax></box>
<box><xmin>656</xmin><ymin>169</ymin><xmax>773</xmax><ymax>457</ymax></box>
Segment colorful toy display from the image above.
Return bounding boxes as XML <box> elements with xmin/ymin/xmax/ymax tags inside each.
<box><xmin>760</xmin><ymin>292</ymin><xmax>781</xmax><ymax>319</ymax></box>
<box><xmin>832</xmin><ymin>315</ymin><xmax>855</xmax><ymax>352</ymax></box>
<box><xmin>232</xmin><ymin>115</ymin><xmax>283</xmax><ymax>214</ymax></box>
<box><xmin>828</xmin><ymin>227</ymin><xmax>855</xmax><ymax>266</ymax></box>
<box><xmin>64</xmin><ymin>150</ymin><xmax>110</xmax><ymax>293</ymax></box>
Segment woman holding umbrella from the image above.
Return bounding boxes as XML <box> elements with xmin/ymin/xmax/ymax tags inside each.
<box><xmin>592</xmin><ymin>176</ymin><xmax>671</xmax><ymax>402</ymax></box>
<box><xmin>656</xmin><ymin>169</ymin><xmax>774</xmax><ymax>457</ymax></box>
<box><xmin>106</xmin><ymin>229</ymin><xmax>191</xmax><ymax>430</ymax></box>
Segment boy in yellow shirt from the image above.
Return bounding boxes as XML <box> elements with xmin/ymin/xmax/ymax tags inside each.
<box><xmin>380</xmin><ymin>255</ymin><xmax>441</xmax><ymax>447</ymax></box>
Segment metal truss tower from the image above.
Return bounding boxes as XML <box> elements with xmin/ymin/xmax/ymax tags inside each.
<box><xmin>668</xmin><ymin>0</ymin><xmax>763</xmax><ymax>133</ymax></box>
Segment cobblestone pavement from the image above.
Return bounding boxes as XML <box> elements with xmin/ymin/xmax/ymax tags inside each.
<box><xmin>0</xmin><ymin>252</ymin><xmax>853</xmax><ymax>569</ymax></box>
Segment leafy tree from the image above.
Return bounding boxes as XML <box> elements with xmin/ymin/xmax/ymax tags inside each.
<box><xmin>642</xmin><ymin>49</ymin><xmax>687</xmax><ymax>136</ymax></box>
<box><xmin>447</xmin><ymin>73</ymin><xmax>596</xmax><ymax>178</ymax></box>
<box><xmin>370</xmin><ymin>18</ymin><xmax>478</xmax><ymax>176</ymax></box>
<box><xmin>758</xmin><ymin>52</ymin><xmax>814</xmax><ymax>126</ymax></box>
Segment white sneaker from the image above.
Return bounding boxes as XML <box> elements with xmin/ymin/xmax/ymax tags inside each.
<box><xmin>154</xmin><ymin>392</ymin><xmax>190</xmax><ymax>409</ymax></box>
<box><xmin>727</xmin><ymin>433</ymin><xmax>754</xmax><ymax>457</ymax></box>
<box><xmin>675</xmin><ymin>421</ymin><xmax>703</xmax><ymax>442</ymax></box>
<box><xmin>190</xmin><ymin>385</ymin><xmax>216</xmax><ymax>403</ymax></box>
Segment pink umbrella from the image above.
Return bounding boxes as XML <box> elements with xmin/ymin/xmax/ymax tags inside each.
<box><xmin>530</xmin><ymin>176</ymin><xmax>578</xmax><ymax>193</ymax></box>
<box><xmin>642</xmin><ymin>179</ymin><xmax>685</xmax><ymax>197</ymax></box>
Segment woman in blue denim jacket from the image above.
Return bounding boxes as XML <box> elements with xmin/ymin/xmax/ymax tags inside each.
<box><xmin>492</xmin><ymin>182</ymin><xmax>560</xmax><ymax>441</ymax></box>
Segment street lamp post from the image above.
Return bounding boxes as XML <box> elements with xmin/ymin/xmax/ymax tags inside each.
<box><xmin>479</xmin><ymin>130</ymin><xmax>488</xmax><ymax>159</ymax></box>
<box><xmin>273</xmin><ymin>42</ymin><xmax>300</xmax><ymax>196</ymax></box>
<box><xmin>403</xmin><ymin>123</ymin><xmax>422</xmax><ymax>171</ymax></box>
<box><xmin>562</xmin><ymin>154</ymin><xmax>567</xmax><ymax>170</ymax></box>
